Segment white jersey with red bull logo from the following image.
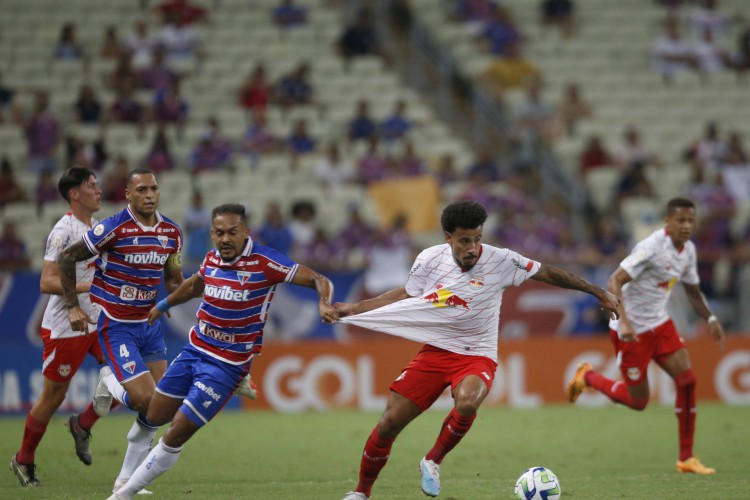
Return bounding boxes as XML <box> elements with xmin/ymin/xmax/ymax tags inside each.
<box><xmin>41</xmin><ymin>212</ymin><xmax>100</xmax><ymax>339</ymax></box>
<box><xmin>609</xmin><ymin>228</ymin><xmax>699</xmax><ymax>335</ymax></box>
<box><xmin>340</xmin><ymin>243</ymin><xmax>540</xmax><ymax>361</ymax></box>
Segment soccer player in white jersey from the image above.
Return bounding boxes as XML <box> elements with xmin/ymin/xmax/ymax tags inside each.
<box><xmin>337</xmin><ymin>201</ymin><xmax>621</xmax><ymax>500</ymax></box>
<box><xmin>567</xmin><ymin>197</ymin><xmax>725</xmax><ymax>475</ymax></box>
<box><xmin>10</xmin><ymin>168</ymin><xmax>112</xmax><ymax>487</ymax></box>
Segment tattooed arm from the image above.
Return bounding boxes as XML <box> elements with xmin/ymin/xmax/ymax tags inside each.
<box><xmin>59</xmin><ymin>240</ymin><xmax>96</xmax><ymax>333</ymax></box>
<box><xmin>532</xmin><ymin>263</ymin><xmax>621</xmax><ymax>320</ymax></box>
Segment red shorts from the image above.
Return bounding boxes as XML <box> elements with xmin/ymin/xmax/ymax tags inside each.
<box><xmin>41</xmin><ymin>329</ymin><xmax>104</xmax><ymax>383</ymax></box>
<box><xmin>389</xmin><ymin>344</ymin><xmax>498</xmax><ymax>412</ymax></box>
<box><xmin>610</xmin><ymin>319</ymin><xmax>685</xmax><ymax>386</ymax></box>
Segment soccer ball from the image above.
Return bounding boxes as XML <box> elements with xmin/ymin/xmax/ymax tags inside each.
<box><xmin>514</xmin><ymin>466</ymin><xmax>561</xmax><ymax>500</ymax></box>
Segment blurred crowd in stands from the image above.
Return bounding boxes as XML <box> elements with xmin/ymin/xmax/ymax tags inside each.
<box><xmin>1</xmin><ymin>0</ymin><xmax>749</xmax><ymax>328</ymax></box>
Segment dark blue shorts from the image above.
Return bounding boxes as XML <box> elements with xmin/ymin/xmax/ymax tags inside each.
<box><xmin>156</xmin><ymin>344</ymin><xmax>250</xmax><ymax>427</ymax></box>
<box><xmin>98</xmin><ymin>315</ymin><xmax>168</xmax><ymax>383</ymax></box>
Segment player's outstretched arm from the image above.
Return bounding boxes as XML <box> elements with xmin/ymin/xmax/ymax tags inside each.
<box><xmin>59</xmin><ymin>240</ymin><xmax>96</xmax><ymax>332</ymax></box>
<box><xmin>532</xmin><ymin>263</ymin><xmax>621</xmax><ymax>320</ymax></box>
<box><xmin>148</xmin><ymin>273</ymin><xmax>205</xmax><ymax>325</ymax></box>
<box><xmin>683</xmin><ymin>283</ymin><xmax>726</xmax><ymax>351</ymax></box>
<box><xmin>290</xmin><ymin>265</ymin><xmax>338</xmax><ymax>323</ymax></box>
<box><xmin>335</xmin><ymin>286</ymin><xmax>411</xmax><ymax>317</ymax></box>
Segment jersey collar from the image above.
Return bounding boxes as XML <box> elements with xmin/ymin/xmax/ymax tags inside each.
<box><xmin>218</xmin><ymin>237</ymin><xmax>254</xmax><ymax>266</ymax></box>
<box><xmin>127</xmin><ymin>204</ymin><xmax>163</xmax><ymax>231</ymax></box>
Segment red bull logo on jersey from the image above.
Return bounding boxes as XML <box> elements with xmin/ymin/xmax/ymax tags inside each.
<box><xmin>124</xmin><ymin>251</ymin><xmax>169</xmax><ymax>265</ymax></box>
<box><xmin>656</xmin><ymin>277</ymin><xmax>678</xmax><ymax>292</ymax></box>
<box><xmin>469</xmin><ymin>276</ymin><xmax>485</xmax><ymax>289</ymax></box>
<box><xmin>423</xmin><ymin>287</ymin><xmax>472</xmax><ymax>309</ymax></box>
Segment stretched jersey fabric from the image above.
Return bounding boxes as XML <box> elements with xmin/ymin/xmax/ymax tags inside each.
<box><xmin>609</xmin><ymin>228</ymin><xmax>699</xmax><ymax>335</ymax></box>
<box><xmin>340</xmin><ymin>244</ymin><xmax>540</xmax><ymax>362</ymax></box>
<box><xmin>83</xmin><ymin>205</ymin><xmax>182</xmax><ymax>322</ymax></box>
<box><xmin>189</xmin><ymin>238</ymin><xmax>299</xmax><ymax>365</ymax></box>
<box><xmin>42</xmin><ymin>212</ymin><xmax>99</xmax><ymax>339</ymax></box>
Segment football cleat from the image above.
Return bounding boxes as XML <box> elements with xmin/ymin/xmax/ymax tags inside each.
<box><xmin>676</xmin><ymin>457</ymin><xmax>716</xmax><ymax>475</ymax></box>
<box><xmin>234</xmin><ymin>374</ymin><xmax>257</xmax><ymax>400</ymax></box>
<box><xmin>93</xmin><ymin>365</ymin><xmax>114</xmax><ymax>417</ymax></box>
<box><xmin>342</xmin><ymin>491</ymin><xmax>369</xmax><ymax>500</ymax></box>
<box><xmin>9</xmin><ymin>454</ymin><xmax>41</xmax><ymax>487</ymax></box>
<box><xmin>67</xmin><ymin>414</ymin><xmax>93</xmax><ymax>465</ymax></box>
<box><xmin>566</xmin><ymin>361</ymin><xmax>592</xmax><ymax>403</ymax></box>
<box><xmin>420</xmin><ymin>457</ymin><xmax>441</xmax><ymax>497</ymax></box>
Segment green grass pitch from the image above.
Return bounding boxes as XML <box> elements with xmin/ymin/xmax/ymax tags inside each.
<box><xmin>1</xmin><ymin>403</ymin><xmax>748</xmax><ymax>499</ymax></box>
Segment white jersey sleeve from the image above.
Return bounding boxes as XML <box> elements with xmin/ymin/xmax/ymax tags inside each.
<box><xmin>404</xmin><ymin>247</ymin><xmax>435</xmax><ymax>297</ymax></box>
<box><xmin>681</xmin><ymin>247</ymin><xmax>700</xmax><ymax>286</ymax></box>
<box><xmin>44</xmin><ymin>224</ymin><xmax>75</xmax><ymax>262</ymax></box>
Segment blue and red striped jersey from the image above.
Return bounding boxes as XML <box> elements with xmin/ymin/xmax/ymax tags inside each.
<box><xmin>190</xmin><ymin>238</ymin><xmax>299</xmax><ymax>364</ymax></box>
<box><xmin>83</xmin><ymin>206</ymin><xmax>183</xmax><ymax>322</ymax></box>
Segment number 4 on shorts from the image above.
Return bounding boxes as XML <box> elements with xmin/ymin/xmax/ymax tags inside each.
<box><xmin>119</xmin><ymin>344</ymin><xmax>130</xmax><ymax>358</ymax></box>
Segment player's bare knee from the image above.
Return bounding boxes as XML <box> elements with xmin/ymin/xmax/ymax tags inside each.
<box><xmin>128</xmin><ymin>389</ymin><xmax>155</xmax><ymax>413</ymax></box>
<box><xmin>454</xmin><ymin>401</ymin><xmax>479</xmax><ymax>416</ymax></box>
<box><xmin>377</xmin><ymin>414</ymin><xmax>405</xmax><ymax>438</ymax></box>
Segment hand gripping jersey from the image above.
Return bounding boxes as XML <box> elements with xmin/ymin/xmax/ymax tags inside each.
<box><xmin>42</xmin><ymin>212</ymin><xmax>99</xmax><ymax>338</ymax></box>
<box><xmin>341</xmin><ymin>244</ymin><xmax>540</xmax><ymax>362</ymax></box>
<box><xmin>609</xmin><ymin>228</ymin><xmax>699</xmax><ymax>335</ymax></box>
<box><xmin>83</xmin><ymin>206</ymin><xmax>182</xmax><ymax>322</ymax></box>
<box><xmin>190</xmin><ymin>239</ymin><xmax>299</xmax><ymax>364</ymax></box>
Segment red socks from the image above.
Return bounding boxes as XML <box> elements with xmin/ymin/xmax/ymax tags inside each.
<box><xmin>17</xmin><ymin>414</ymin><xmax>48</xmax><ymax>465</ymax></box>
<box><xmin>356</xmin><ymin>427</ymin><xmax>395</xmax><ymax>497</ymax></box>
<box><xmin>674</xmin><ymin>370</ymin><xmax>697</xmax><ymax>461</ymax></box>
<box><xmin>584</xmin><ymin>370</ymin><xmax>648</xmax><ymax>410</ymax></box>
<box><xmin>425</xmin><ymin>408</ymin><xmax>476</xmax><ymax>465</ymax></box>
<box><xmin>77</xmin><ymin>402</ymin><xmax>100</xmax><ymax>430</ymax></box>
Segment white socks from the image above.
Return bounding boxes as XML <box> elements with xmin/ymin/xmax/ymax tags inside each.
<box><xmin>116</xmin><ymin>438</ymin><xmax>182</xmax><ymax>498</ymax></box>
<box><xmin>104</xmin><ymin>370</ymin><xmax>129</xmax><ymax>407</ymax></box>
<box><xmin>116</xmin><ymin>416</ymin><xmax>158</xmax><ymax>486</ymax></box>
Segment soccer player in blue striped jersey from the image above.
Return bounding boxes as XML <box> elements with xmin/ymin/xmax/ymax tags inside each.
<box><xmin>108</xmin><ymin>203</ymin><xmax>338</xmax><ymax>499</ymax></box>
<box><xmin>59</xmin><ymin>168</ymin><xmax>185</xmax><ymax>493</ymax></box>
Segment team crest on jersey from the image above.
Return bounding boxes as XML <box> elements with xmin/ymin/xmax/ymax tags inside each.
<box><xmin>93</xmin><ymin>224</ymin><xmax>105</xmax><ymax>236</ymax></box>
<box><xmin>58</xmin><ymin>364</ymin><xmax>71</xmax><ymax>377</ymax></box>
<box><xmin>158</xmin><ymin>235</ymin><xmax>168</xmax><ymax>248</ymax></box>
<box><xmin>469</xmin><ymin>276</ymin><xmax>485</xmax><ymax>289</ymax></box>
<box><xmin>626</xmin><ymin>367</ymin><xmax>641</xmax><ymax>381</ymax></box>
<box><xmin>122</xmin><ymin>361</ymin><xmax>136</xmax><ymax>375</ymax></box>
<box><xmin>237</xmin><ymin>271</ymin><xmax>252</xmax><ymax>285</ymax></box>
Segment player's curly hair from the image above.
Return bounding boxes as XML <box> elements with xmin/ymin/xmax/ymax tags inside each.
<box><xmin>441</xmin><ymin>201</ymin><xmax>487</xmax><ymax>233</ymax></box>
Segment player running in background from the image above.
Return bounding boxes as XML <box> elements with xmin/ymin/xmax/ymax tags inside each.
<box><xmin>10</xmin><ymin>168</ymin><xmax>112</xmax><ymax>487</ymax></box>
<box><xmin>59</xmin><ymin>168</ymin><xmax>185</xmax><ymax>493</ymax></box>
<box><xmin>336</xmin><ymin>200</ymin><xmax>621</xmax><ymax>500</ymax></box>
<box><xmin>108</xmin><ymin>203</ymin><xmax>338</xmax><ymax>500</ymax></box>
<box><xmin>566</xmin><ymin>196</ymin><xmax>725</xmax><ymax>475</ymax></box>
